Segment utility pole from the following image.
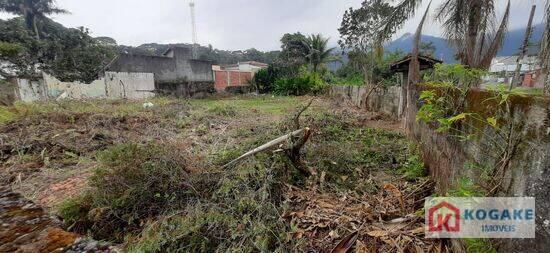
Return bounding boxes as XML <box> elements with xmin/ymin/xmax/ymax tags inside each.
<box><xmin>189</xmin><ymin>0</ymin><xmax>198</xmax><ymax>59</ymax></box>
<box><xmin>511</xmin><ymin>5</ymin><xmax>536</xmax><ymax>90</ymax></box>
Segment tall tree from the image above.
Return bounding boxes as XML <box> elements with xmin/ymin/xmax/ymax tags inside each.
<box><xmin>279</xmin><ymin>32</ymin><xmax>309</xmax><ymax>67</ymax></box>
<box><xmin>0</xmin><ymin>17</ymin><xmax>116</xmax><ymax>82</ymax></box>
<box><xmin>304</xmin><ymin>34</ymin><xmax>339</xmax><ymax>73</ymax></box>
<box><xmin>339</xmin><ymin>0</ymin><xmax>394</xmax><ymax>85</ymax></box>
<box><xmin>420</xmin><ymin>41</ymin><xmax>436</xmax><ymax>57</ymax></box>
<box><xmin>0</xmin><ymin>0</ymin><xmax>67</xmax><ymax>39</ymax></box>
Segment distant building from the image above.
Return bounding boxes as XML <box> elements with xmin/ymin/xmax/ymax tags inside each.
<box><xmin>106</xmin><ymin>46</ymin><xmax>214</xmax><ymax>97</ymax></box>
<box><xmin>485</xmin><ymin>56</ymin><xmax>543</xmax><ymax>88</ymax></box>
<box><xmin>222</xmin><ymin>61</ymin><xmax>268</xmax><ymax>75</ymax></box>
<box><xmin>489</xmin><ymin>56</ymin><xmax>538</xmax><ymax>73</ymax></box>
<box><xmin>212</xmin><ymin>61</ymin><xmax>268</xmax><ymax>93</ymax></box>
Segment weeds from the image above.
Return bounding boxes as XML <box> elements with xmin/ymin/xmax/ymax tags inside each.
<box><xmin>0</xmin><ymin>106</ymin><xmax>15</xmax><ymax>125</ymax></box>
<box><xmin>58</xmin><ymin>142</ymin><xmax>196</xmax><ymax>241</ymax></box>
<box><xmin>126</xmin><ymin>157</ymin><xmax>300</xmax><ymax>252</ymax></box>
<box><xmin>463</xmin><ymin>238</ymin><xmax>497</xmax><ymax>253</ymax></box>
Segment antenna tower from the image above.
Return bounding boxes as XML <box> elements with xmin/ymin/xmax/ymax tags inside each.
<box><xmin>189</xmin><ymin>0</ymin><xmax>198</xmax><ymax>58</ymax></box>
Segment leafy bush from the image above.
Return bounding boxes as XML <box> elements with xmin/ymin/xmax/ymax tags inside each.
<box><xmin>253</xmin><ymin>66</ymin><xmax>280</xmax><ymax>93</ymax></box>
<box><xmin>332</xmin><ymin>73</ymin><xmax>365</xmax><ymax>86</ymax></box>
<box><xmin>424</xmin><ymin>64</ymin><xmax>487</xmax><ymax>88</ymax></box>
<box><xmin>398</xmin><ymin>155</ymin><xmax>426</xmax><ymax>181</ymax></box>
<box><xmin>58</xmin><ymin>142</ymin><xmax>196</xmax><ymax>241</ymax></box>
<box><xmin>274</xmin><ymin>71</ymin><xmax>328</xmax><ymax>96</ymax></box>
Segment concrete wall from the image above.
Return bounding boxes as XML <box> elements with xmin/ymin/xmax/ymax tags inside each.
<box><xmin>158</xmin><ymin>81</ymin><xmax>214</xmax><ymax>98</ymax></box>
<box><xmin>44</xmin><ymin>73</ymin><xmax>106</xmax><ymax>100</ymax></box>
<box><xmin>331</xmin><ymin>84</ymin><xmax>550</xmax><ymax>252</ymax></box>
<box><xmin>104</xmin><ymin>72</ymin><xmax>155</xmax><ymax>99</ymax></box>
<box><xmin>14</xmin><ymin>78</ymin><xmax>47</xmax><ymax>103</ymax></box>
<box><xmin>13</xmin><ymin>72</ymin><xmax>155</xmax><ymax>102</ymax></box>
<box><xmin>108</xmin><ymin>54</ymin><xmax>177</xmax><ymax>83</ymax></box>
<box><xmin>330</xmin><ymin>85</ymin><xmax>402</xmax><ymax>118</ymax></box>
<box><xmin>405</xmin><ymin>91</ymin><xmax>550</xmax><ymax>252</ymax></box>
<box><xmin>109</xmin><ymin>47</ymin><xmax>214</xmax><ymax>83</ymax></box>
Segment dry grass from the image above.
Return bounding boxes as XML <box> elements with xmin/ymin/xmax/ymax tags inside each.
<box><xmin>1</xmin><ymin>94</ymin><xmax>441</xmax><ymax>252</ymax></box>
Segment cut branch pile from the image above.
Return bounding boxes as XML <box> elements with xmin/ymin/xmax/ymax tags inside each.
<box><xmin>284</xmin><ymin>180</ymin><xmax>443</xmax><ymax>253</ymax></box>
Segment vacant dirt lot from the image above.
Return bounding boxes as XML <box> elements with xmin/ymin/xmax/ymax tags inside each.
<box><xmin>1</xmin><ymin>95</ymin><xmax>442</xmax><ymax>252</ymax></box>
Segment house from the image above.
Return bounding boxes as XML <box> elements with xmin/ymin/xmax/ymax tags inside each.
<box><xmin>489</xmin><ymin>56</ymin><xmax>538</xmax><ymax>73</ymax></box>
<box><xmin>211</xmin><ymin>61</ymin><xmax>268</xmax><ymax>93</ymax></box>
<box><xmin>106</xmin><ymin>46</ymin><xmax>215</xmax><ymax>97</ymax></box>
<box><xmin>485</xmin><ymin>56</ymin><xmax>543</xmax><ymax>88</ymax></box>
<box><xmin>222</xmin><ymin>61</ymin><xmax>268</xmax><ymax>75</ymax></box>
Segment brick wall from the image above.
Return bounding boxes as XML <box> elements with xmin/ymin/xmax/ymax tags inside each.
<box><xmin>214</xmin><ymin>70</ymin><xmax>252</xmax><ymax>92</ymax></box>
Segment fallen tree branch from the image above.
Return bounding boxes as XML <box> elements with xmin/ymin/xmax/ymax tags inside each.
<box><xmin>293</xmin><ymin>99</ymin><xmax>314</xmax><ymax>130</ymax></box>
<box><xmin>221</xmin><ymin>128</ymin><xmax>306</xmax><ymax>169</ymax></box>
<box><xmin>285</xmin><ymin>127</ymin><xmax>313</xmax><ymax>177</ymax></box>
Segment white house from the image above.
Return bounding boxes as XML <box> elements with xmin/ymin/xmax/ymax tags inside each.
<box><xmin>223</xmin><ymin>61</ymin><xmax>268</xmax><ymax>74</ymax></box>
<box><xmin>489</xmin><ymin>56</ymin><xmax>539</xmax><ymax>73</ymax></box>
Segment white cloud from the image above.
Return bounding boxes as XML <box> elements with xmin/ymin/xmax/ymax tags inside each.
<box><xmin>0</xmin><ymin>0</ymin><xmax>546</xmax><ymax>51</ymax></box>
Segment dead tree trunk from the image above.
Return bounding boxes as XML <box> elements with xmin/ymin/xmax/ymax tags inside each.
<box><xmin>511</xmin><ymin>5</ymin><xmax>537</xmax><ymax>89</ymax></box>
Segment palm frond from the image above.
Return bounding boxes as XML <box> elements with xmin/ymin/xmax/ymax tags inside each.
<box><xmin>408</xmin><ymin>0</ymin><xmax>432</xmax><ymax>84</ymax></box>
<box><xmin>479</xmin><ymin>0</ymin><xmax>510</xmax><ymax>70</ymax></box>
<box><xmin>379</xmin><ymin>0</ymin><xmax>424</xmax><ymax>43</ymax></box>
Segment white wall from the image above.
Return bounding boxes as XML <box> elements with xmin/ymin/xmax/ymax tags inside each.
<box><xmin>105</xmin><ymin>72</ymin><xmax>155</xmax><ymax>99</ymax></box>
<box><xmin>15</xmin><ymin>72</ymin><xmax>155</xmax><ymax>102</ymax></box>
<box><xmin>44</xmin><ymin>73</ymin><xmax>106</xmax><ymax>100</ymax></box>
<box><xmin>16</xmin><ymin>78</ymin><xmax>47</xmax><ymax>102</ymax></box>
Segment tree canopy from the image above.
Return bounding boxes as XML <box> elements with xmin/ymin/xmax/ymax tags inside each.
<box><xmin>0</xmin><ymin>17</ymin><xmax>116</xmax><ymax>82</ymax></box>
<box><xmin>0</xmin><ymin>0</ymin><xmax>68</xmax><ymax>39</ymax></box>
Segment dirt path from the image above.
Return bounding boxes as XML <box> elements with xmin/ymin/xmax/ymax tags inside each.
<box><xmin>0</xmin><ymin>187</ymin><xmax>118</xmax><ymax>253</ymax></box>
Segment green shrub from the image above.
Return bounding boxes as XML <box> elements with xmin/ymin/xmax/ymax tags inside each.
<box><xmin>253</xmin><ymin>66</ymin><xmax>281</xmax><ymax>93</ymax></box>
<box><xmin>398</xmin><ymin>155</ymin><xmax>426</xmax><ymax>180</ymax></box>
<box><xmin>332</xmin><ymin>73</ymin><xmax>365</xmax><ymax>86</ymax></box>
<box><xmin>274</xmin><ymin>71</ymin><xmax>328</xmax><ymax>96</ymax></box>
<box><xmin>58</xmin><ymin>142</ymin><xmax>196</xmax><ymax>241</ymax></box>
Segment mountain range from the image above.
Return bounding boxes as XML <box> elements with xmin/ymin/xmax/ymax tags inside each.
<box><xmin>385</xmin><ymin>23</ymin><xmax>545</xmax><ymax>63</ymax></box>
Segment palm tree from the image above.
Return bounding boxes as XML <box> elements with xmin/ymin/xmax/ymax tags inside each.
<box><xmin>304</xmin><ymin>34</ymin><xmax>340</xmax><ymax>73</ymax></box>
<box><xmin>379</xmin><ymin>0</ymin><xmax>510</xmax><ymax>71</ymax></box>
<box><xmin>0</xmin><ymin>0</ymin><xmax>68</xmax><ymax>39</ymax></box>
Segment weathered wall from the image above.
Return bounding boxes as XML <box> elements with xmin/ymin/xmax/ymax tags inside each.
<box><xmin>104</xmin><ymin>72</ymin><xmax>155</xmax><ymax>99</ymax></box>
<box><xmin>108</xmin><ymin>54</ymin><xmax>178</xmax><ymax>83</ymax></box>
<box><xmin>109</xmin><ymin>47</ymin><xmax>214</xmax><ymax>83</ymax></box>
<box><xmin>44</xmin><ymin>73</ymin><xmax>106</xmax><ymax>100</ymax></box>
<box><xmin>406</xmin><ymin>91</ymin><xmax>550</xmax><ymax>252</ymax></box>
<box><xmin>158</xmin><ymin>81</ymin><xmax>214</xmax><ymax>98</ymax></box>
<box><xmin>331</xmin><ymin>84</ymin><xmax>550</xmax><ymax>252</ymax></box>
<box><xmin>13</xmin><ymin>72</ymin><xmax>155</xmax><ymax>102</ymax></box>
<box><xmin>14</xmin><ymin>78</ymin><xmax>47</xmax><ymax>102</ymax></box>
<box><xmin>329</xmin><ymin>85</ymin><xmax>402</xmax><ymax>118</ymax></box>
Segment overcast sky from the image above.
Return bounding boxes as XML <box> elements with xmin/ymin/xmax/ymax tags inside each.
<box><xmin>0</xmin><ymin>0</ymin><xmax>546</xmax><ymax>51</ymax></box>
